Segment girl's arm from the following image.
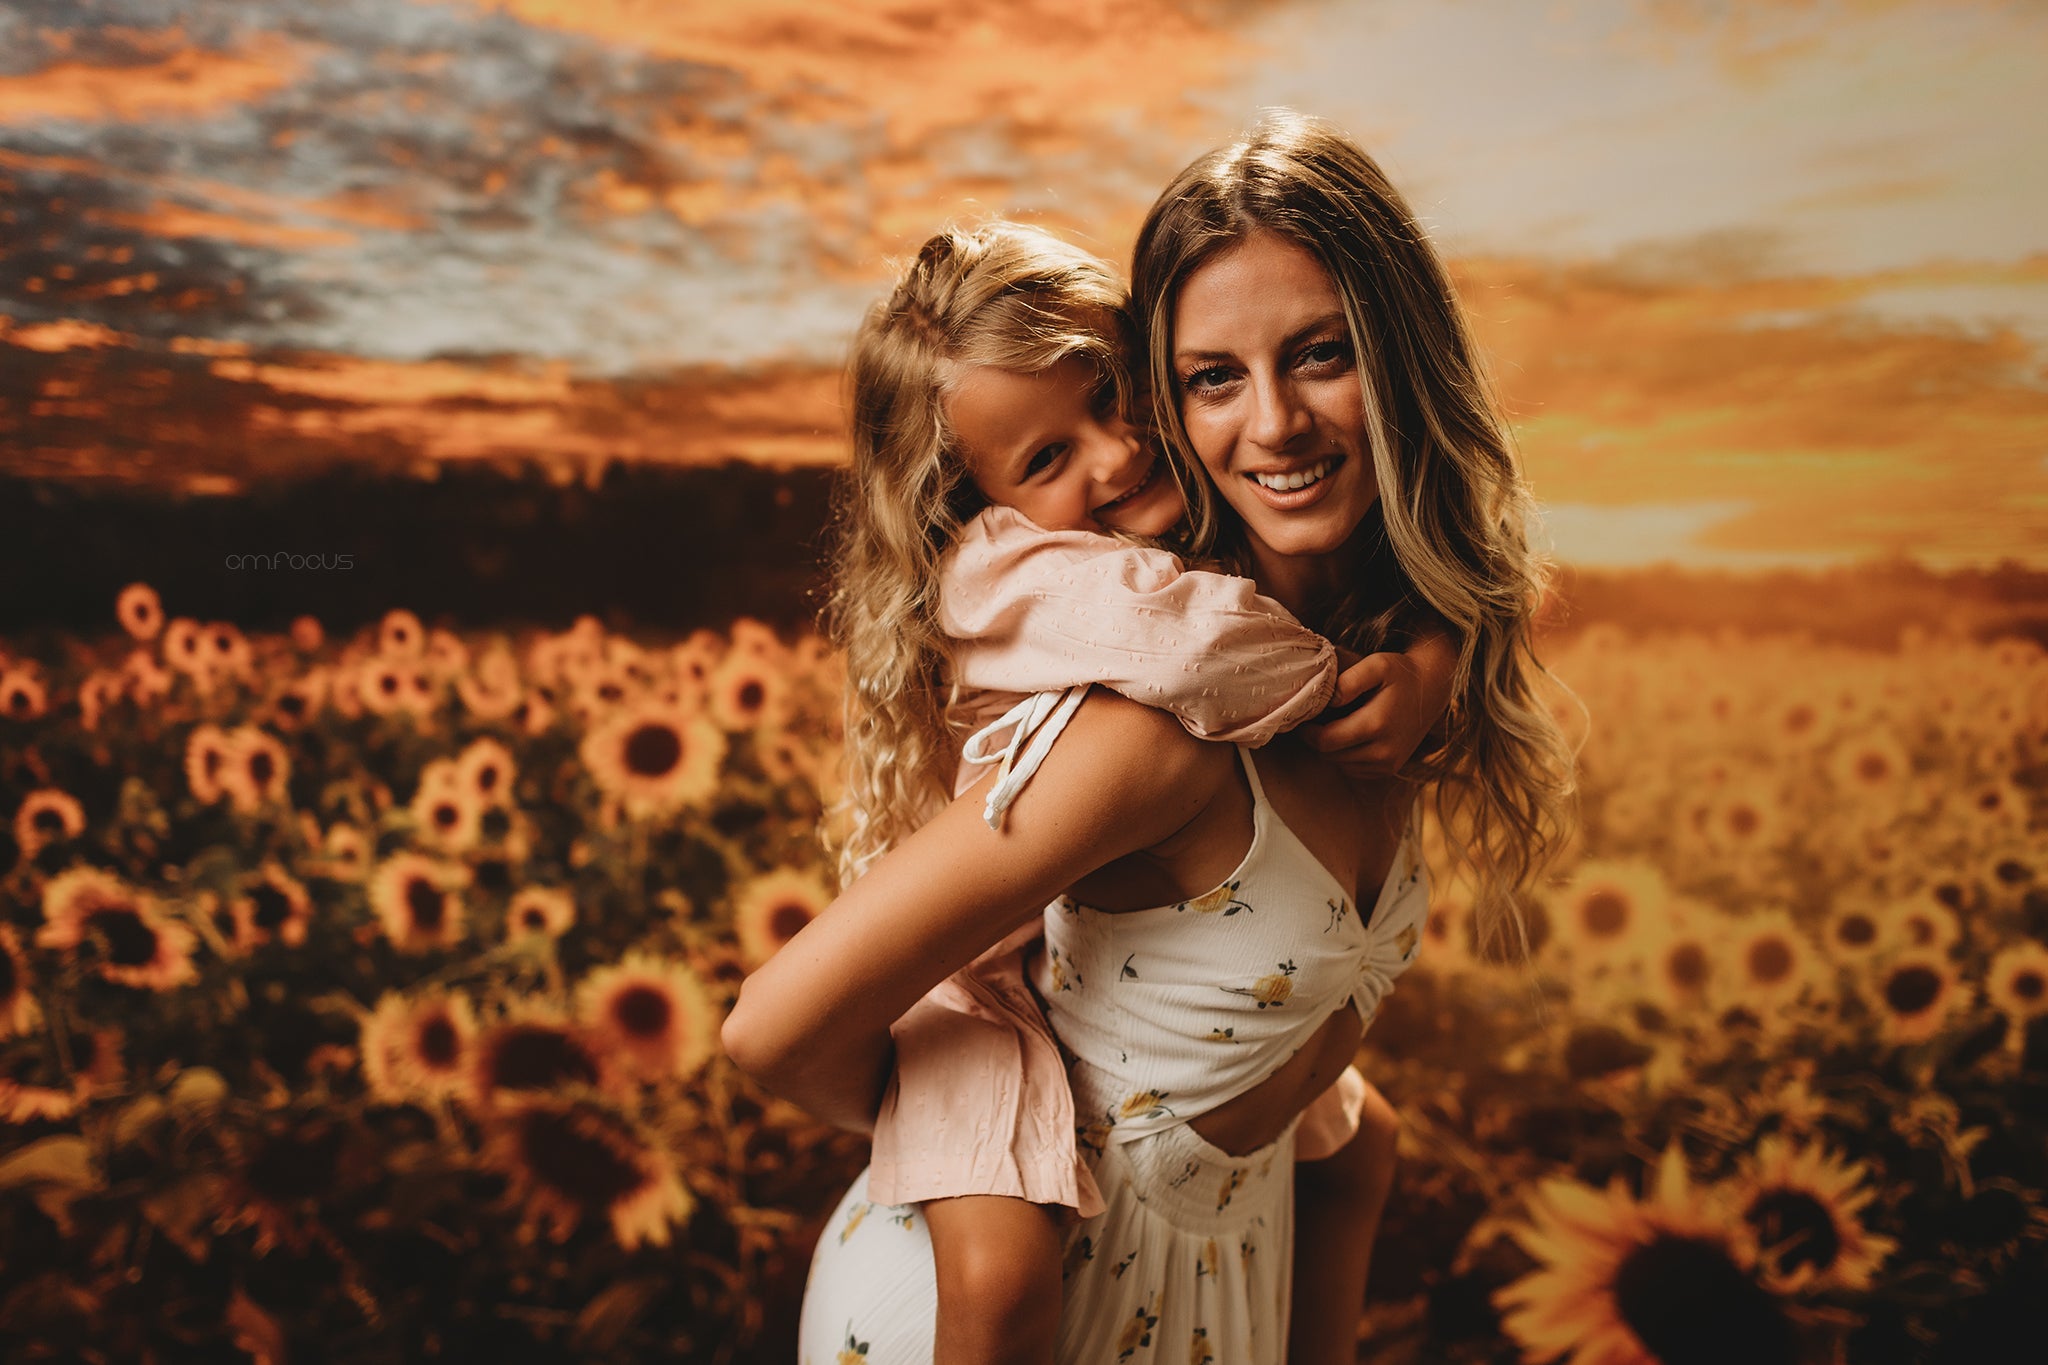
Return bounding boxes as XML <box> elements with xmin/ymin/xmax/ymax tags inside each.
<box><xmin>722</xmin><ymin>692</ymin><xmax>1226</xmax><ymax>1130</ymax></box>
<box><xmin>943</xmin><ymin>506</ymin><xmax>1336</xmax><ymax>747</ymax></box>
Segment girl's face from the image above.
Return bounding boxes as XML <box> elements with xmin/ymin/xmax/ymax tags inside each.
<box><xmin>1171</xmin><ymin>231</ymin><xmax>1380</xmax><ymax>568</ymax></box>
<box><xmin>949</xmin><ymin>356</ymin><xmax>1184</xmax><ymax>537</ymax></box>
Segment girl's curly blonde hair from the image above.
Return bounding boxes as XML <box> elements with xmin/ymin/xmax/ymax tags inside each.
<box><xmin>1132</xmin><ymin>110</ymin><xmax>1580</xmax><ymax>957</ymax></box>
<box><xmin>828</xmin><ymin>222</ymin><xmax>1141</xmax><ymax>884</ymax></box>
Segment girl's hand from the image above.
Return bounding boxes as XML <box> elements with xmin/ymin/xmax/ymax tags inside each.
<box><xmin>1299</xmin><ymin>650</ymin><xmax>1441</xmax><ymax>779</ymax></box>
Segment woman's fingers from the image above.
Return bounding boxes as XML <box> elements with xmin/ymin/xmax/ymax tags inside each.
<box><xmin>1323</xmin><ymin>652</ymin><xmax>1392</xmax><ymax>717</ymax></box>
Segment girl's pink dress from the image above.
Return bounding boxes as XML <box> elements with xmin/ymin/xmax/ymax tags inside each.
<box><xmin>865</xmin><ymin>506</ymin><xmax>1368</xmax><ymax>1215</ymax></box>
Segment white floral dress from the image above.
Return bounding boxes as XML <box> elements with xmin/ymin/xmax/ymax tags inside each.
<box><xmin>798</xmin><ymin>746</ymin><xmax>1429</xmax><ymax>1363</ymax></box>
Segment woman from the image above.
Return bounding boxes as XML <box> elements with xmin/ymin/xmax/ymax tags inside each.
<box><xmin>723</xmin><ymin>110</ymin><xmax>1574</xmax><ymax>1362</ymax></box>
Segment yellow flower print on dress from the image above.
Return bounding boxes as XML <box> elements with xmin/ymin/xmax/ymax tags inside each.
<box><xmin>1223</xmin><ymin>960</ymin><xmax>1298</xmax><ymax>1008</ymax></box>
<box><xmin>1118</xmin><ymin>1088</ymin><xmax>1174</xmax><ymax>1121</ymax></box>
<box><xmin>1190</xmin><ymin>1326</ymin><xmax>1216</xmax><ymax>1365</ymax></box>
<box><xmin>1325</xmin><ymin>897</ymin><xmax>1349</xmax><ymax>932</ymax></box>
<box><xmin>1217</xmin><ymin>1166</ymin><xmax>1246</xmax><ymax>1211</ymax></box>
<box><xmin>1394</xmin><ymin>921</ymin><xmax>1421</xmax><ymax>960</ymax></box>
<box><xmin>1176</xmin><ymin>880</ymin><xmax>1252</xmax><ymax>916</ymax></box>
<box><xmin>837</xmin><ymin>1323</ymin><xmax>870</xmax><ymax>1364</ymax></box>
<box><xmin>1117</xmin><ymin>1293</ymin><xmax>1160</xmax><ymax>1360</ymax></box>
<box><xmin>838</xmin><ymin>1201</ymin><xmax>869</xmax><ymax>1244</ymax></box>
<box><xmin>1195</xmin><ymin>1239</ymin><xmax>1219</xmax><ymax>1279</ymax></box>
<box><xmin>1204</xmin><ymin>1026</ymin><xmax>1237</xmax><ymax>1043</ymax></box>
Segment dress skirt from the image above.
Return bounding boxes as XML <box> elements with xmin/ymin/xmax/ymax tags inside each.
<box><xmin>797</xmin><ymin>1119</ymin><xmax>1298</xmax><ymax>1364</ymax></box>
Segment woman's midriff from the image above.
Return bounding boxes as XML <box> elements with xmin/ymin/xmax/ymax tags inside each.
<box><xmin>1187</xmin><ymin>1007</ymin><xmax>1361</xmax><ymax>1157</ymax></box>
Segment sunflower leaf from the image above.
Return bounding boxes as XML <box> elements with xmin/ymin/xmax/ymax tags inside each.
<box><xmin>571</xmin><ymin>1274</ymin><xmax>666</xmax><ymax>1353</ymax></box>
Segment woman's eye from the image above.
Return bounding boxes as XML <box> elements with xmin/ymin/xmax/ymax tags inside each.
<box><xmin>1180</xmin><ymin>366</ymin><xmax>1234</xmax><ymax>394</ymax></box>
<box><xmin>1297</xmin><ymin>339</ymin><xmax>1352</xmax><ymax>371</ymax></box>
<box><xmin>1025</xmin><ymin>443</ymin><xmax>1068</xmax><ymax>477</ymax></box>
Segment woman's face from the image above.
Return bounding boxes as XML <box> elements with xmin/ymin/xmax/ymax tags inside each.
<box><xmin>1170</xmin><ymin>231</ymin><xmax>1379</xmax><ymax>571</ymax></box>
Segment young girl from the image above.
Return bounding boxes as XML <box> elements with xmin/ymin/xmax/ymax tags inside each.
<box><xmin>819</xmin><ymin>220</ymin><xmax>1458</xmax><ymax>1364</ymax></box>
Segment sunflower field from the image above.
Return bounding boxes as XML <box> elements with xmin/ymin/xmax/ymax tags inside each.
<box><xmin>1</xmin><ymin>590</ymin><xmax>2044</xmax><ymax>1363</ymax></box>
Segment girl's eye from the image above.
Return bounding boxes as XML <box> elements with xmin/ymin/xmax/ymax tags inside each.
<box><xmin>1025</xmin><ymin>443</ymin><xmax>1068</xmax><ymax>477</ymax></box>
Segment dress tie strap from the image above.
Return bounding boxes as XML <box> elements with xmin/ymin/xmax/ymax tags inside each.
<box><xmin>959</xmin><ymin>686</ymin><xmax>1089</xmax><ymax>830</ymax></box>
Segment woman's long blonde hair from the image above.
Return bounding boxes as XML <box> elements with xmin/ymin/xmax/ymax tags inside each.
<box><xmin>1132</xmin><ymin>110</ymin><xmax>1579</xmax><ymax>955</ymax></box>
<box><xmin>829</xmin><ymin>222</ymin><xmax>1138</xmax><ymax>885</ymax></box>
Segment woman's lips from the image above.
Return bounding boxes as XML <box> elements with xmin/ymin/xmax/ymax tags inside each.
<box><xmin>1242</xmin><ymin>454</ymin><xmax>1341</xmax><ymax>508</ymax></box>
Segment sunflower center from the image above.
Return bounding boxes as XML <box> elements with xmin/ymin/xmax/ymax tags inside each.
<box><xmin>1747</xmin><ymin>1188</ymin><xmax>1840</xmax><ymax>1276</ymax></box>
<box><xmin>433</xmin><ymin>801</ymin><xmax>460</xmax><ymax>831</ymax></box>
<box><xmin>91</xmin><ymin>907</ymin><xmax>161</xmax><ymax>967</ymax></box>
<box><xmin>1784</xmin><ymin>705</ymin><xmax>1815</xmax><ymax>733</ymax></box>
<box><xmin>521</xmin><ymin>908</ymin><xmax>547</xmax><ymax>931</ymax></box>
<box><xmin>249</xmin><ymin>751</ymin><xmax>276</xmax><ymax>786</ymax></box>
<box><xmin>32</xmin><ymin>808</ymin><xmax>67</xmax><ymax>835</ymax></box>
<box><xmin>1995</xmin><ymin>859</ymin><xmax>2031</xmax><ymax>886</ymax></box>
<box><xmin>2014</xmin><ymin>970</ymin><xmax>2045</xmax><ymax>1003</ymax></box>
<box><xmin>1885</xmin><ymin>964</ymin><xmax>1942</xmax><ymax>1015</ymax></box>
<box><xmin>488</xmin><ymin>1026</ymin><xmax>599</xmax><ymax>1091</ymax></box>
<box><xmin>1836</xmin><ymin>914</ymin><xmax>1876</xmax><ymax>948</ymax></box>
<box><xmin>476</xmin><ymin>765</ymin><xmax>501</xmax><ymax>793</ymax></box>
<box><xmin>623</xmin><ymin>723</ymin><xmax>683</xmax><ymax>778</ymax></box>
<box><xmin>1906</xmin><ymin>915</ymin><xmax>1935</xmax><ymax>946</ymax></box>
<box><xmin>515</xmin><ymin>1109</ymin><xmax>646</xmax><ymax>1207</ymax></box>
<box><xmin>1748</xmin><ymin>938</ymin><xmax>1793</xmax><ymax>985</ymax></box>
<box><xmin>1933</xmin><ymin>882</ymin><xmax>1964</xmax><ymax>910</ymax></box>
<box><xmin>481</xmin><ymin>808</ymin><xmax>511</xmax><ymax>841</ymax></box>
<box><xmin>1669</xmin><ymin>943</ymin><xmax>1709</xmax><ymax>990</ymax></box>
<box><xmin>250</xmin><ymin>884</ymin><xmax>293</xmax><ymax>931</ymax></box>
<box><xmin>738</xmin><ymin>681</ymin><xmax>765</xmax><ymax>712</ymax></box>
<box><xmin>1611</xmin><ymin>1232</ymin><xmax>1796</xmax><ymax>1365</ymax></box>
<box><xmin>381</xmin><ymin>674</ymin><xmax>400</xmax><ymax>695</ymax></box>
<box><xmin>1978</xmin><ymin>789</ymin><xmax>2004</xmax><ymax>812</ymax></box>
<box><xmin>1583</xmin><ymin>890</ymin><xmax>1628</xmax><ymax>937</ymax></box>
<box><xmin>4</xmin><ymin>688</ymin><xmax>29</xmax><ymax>716</ymax></box>
<box><xmin>417</xmin><ymin>1015</ymin><xmax>461</xmax><ymax>1070</ymax></box>
<box><xmin>769</xmin><ymin>903</ymin><xmax>811</xmax><ymax>943</ymax></box>
<box><xmin>1728</xmin><ymin>805</ymin><xmax>1760</xmax><ymax>837</ymax></box>
<box><xmin>1855</xmin><ymin>753</ymin><xmax>1890</xmax><ymax>782</ymax></box>
<box><xmin>614</xmin><ymin>984</ymin><xmax>673</xmax><ymax>1039</ymax></box>
<box><xmin>405</xmin><ymin>878</ymin><xmax>446</xmax><ymax>932</ymax></box>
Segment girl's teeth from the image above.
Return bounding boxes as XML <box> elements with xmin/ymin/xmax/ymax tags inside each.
<box><xmin>1250</xmin><ymin>457</ymin><xmax>1337</xmax><ymax>492</ymax></box>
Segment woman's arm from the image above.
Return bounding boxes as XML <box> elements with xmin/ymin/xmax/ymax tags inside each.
<box><xmin>721</xmin><ymin>691</ymin><xmax>1230</xmax><ymax>1131</ymax></box>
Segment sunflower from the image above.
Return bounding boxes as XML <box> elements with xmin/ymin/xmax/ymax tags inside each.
<box><xmin>14</xmin><ymin>789</ymin><xmax>86</xmax><ymax>858</ymax></box>
<box><xmin>1959</xmin><ymin>779</ymin><xmax>2028</xmax><ymax>836</ymax></box>
<box><xmin>229</xmin><ymin>863</ymin><xmax>315</xmax><ymax>950</ymax></box>
<box><xmin>183</xmin><ymin>724</ymin><xmax>234</xmax><ymax>804</ymax></box>
<box><xmin>0</xmin><ymin>1061</ymin><xmax>76</xmax><ymax>1124</ymax></box>
<box><xmin>1495</xmin><ymin>1146</ymin><xmax>1794</xmax><ymax>1365</ymax></box>
<box><xmin>1644</xmin><ymin>922</ymin><xmax>1718</xmax><ymax>1017</ymax></box>
<box><xmin>1986</xmin><ymin>942</ymin><xmax>2048</xmax><ymax>1029</ymax></box>
<box><xmin>1545</xmin><ymin>861</ymin><xmax>1671</xmax><ymax>974</ymax></box>
<box><xmin>1894</xmin><ymin>891</ymin><xmax>1962</xmax><ymax>955</ymax></box>
<box><xmin>409</xmin><ymin>781</ymin><xmax>482</xmax><ymax>855</ymax></box>
<box><xmin>513</xmin><ymin>690</ymin><xmax>558</xmax><ymax>736</ymax></box>
<box><xmin>1702</xmin><ymin>781</ymin><xmax>1783</xmax><ymax>857</ymax></box>
<box><xmin>161</xmin><ymin>617</ymin><xmax>207</xmax><ymax>676</ymax></box>
<box><xmin>424</xmin><ymin>628</ymin><xmax>469</xmax><ymax>681</ymax></box>
<box><xmin>1868</xmin><ymin>951</ymin><xmax>1971</xmax><ymax>1046</ymax></box>
<box><xmin>0</xmin><ymin>926</ymin><xmax>42</xmax><ymax>1040</ymax></box>
<box><xmin>481</xmin><ymin>1097</ymin><xmax>693</xmax><ymax>1249</ymax></box>
<box><xmin>456</xmin><ymin>738</ymin><xmax>518</xmax><ymax>806</ymax></box>
<box><xmin>358</xmin><ymin>988</ymin><xmax>477</xmax><ymax>1104</ymax></box>
<box><xmin>201</xmin><ymin>621</ymin><xmax>254</xmax><ymax>682</ymax></box>
<box><xmin>505</xmin><ymin>886</ymin><xmax>576</xmax><ymax>943</ymax></box>
<box><xmin>380</xmin><ymin>609</ymin><xmax>426</xmax><ymax>659</ymax></box>
<box><xmin>0</xmin><ymin>668</ymin><xmax>48</xmax><ymax>721</ymax></box>
<box><xmin>267</xmin><ymin>670</ymin><xmax>329</xmax><ymax>732</ymax></box>
<box><xmin>124</xmin><ymin>648</ymin><xmax>173</xmax><ymax>704</ymax></box>
<box><xmin>708</xmin><ymin>653</ymin><xmax>787</xmax><ymax>733</ymax></box>
<box><xmin>1725</xmin><ymin>910</ymin><xmax>1821</xmax><ymax>1014</ymax></box>
<box><xmin>367</xmin><ymin>853</ymin><xmax>470</xmax><ymax>953</ymax></box>
<box><xmin>1820</xmin><ymin>899</ymin><xmax>1893</xmax><ymax>964</ymax></box>
<box><xmin>668</xmin><ymin>631</ymin><xmax>724</xmax><ymax>691</ymax></box>
<box><xmin>320</xmin><ymin>823</ymin><xmax>370</xmax><ymax>881</ymax></box>
<box><xmin>356</xmin><ymin>658</ymin><xmax>412</xmax><ymax>717</ymax></box>
<box><xmin>37</xmin><ymin>867</ymin><xmax>198</xmax><ymax>990</ymax></box>
<box><xmin>575</xmin><ymin>952</ymin><xmax>719</xmax><ymax>1081</ymax></box>
<box><xmin>568</xmin><ymin>660</ymin><xmax>645</xmax><ymax>723</ymax></box>
<box><xmin>1830</xmin><ymin>732</ymin><xmax>1911</xmax><ymax>800</ymax></box>
<box><xmin>75</xmin><ymin>669</ymin><xmax>121</xmax><ymax>729</ymax></box>
<box><xmin>116</xmin><ymin>582</ymin><xmax>164</xmax><ymax>640</ymax></box>
<box><xmin>580</xmin><ymin>701</ymin><xmax>726</xmax><ymax>820</ymax></box>
<box><xmin>728</xmin><ymin>617</ymin><xmax>786</xmax><ymax>664</ymax></box>
<box><xmin>455</xmin><ymin>646</ymin><xmax>524</xmax><ymax>721</ymax></box>
<box><xmin>218</xmin><ymin>726</ymin><xmax>292</xmax><ymax>815</ymax></box>
<box><xmin>290</xmin><ymin>614</ymin><xmax>324</xmax><ymax>652</ymax></box>
<box><xmin>468</xmin><ymin>1004</ymin><xmax>616</xmax><ymax>1109</ymax></box>
<box><xmin>1732</xmin><ymin>1136</ymin><xmax>1896</xmax><ymax>1295</ymax></box>
<box><xmin>732</xmin><ymin>867</ymin><xmax>832</xmax><ymax>968</ymax></box>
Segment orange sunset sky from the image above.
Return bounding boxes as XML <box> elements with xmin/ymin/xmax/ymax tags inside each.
<box><xmin>0</xmin><ymin>0</ymin><xmax>2043</xmax><ymax>569</ymax></box>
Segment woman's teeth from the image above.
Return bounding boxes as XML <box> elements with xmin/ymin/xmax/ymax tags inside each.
<box><xmin>1249</xmin><ymin>456</ymin><xmax>1338</xmax><ymax>492</ymax></box>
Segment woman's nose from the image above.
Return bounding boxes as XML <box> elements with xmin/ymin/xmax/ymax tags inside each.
<box><xmin>1246</xmin><ymin>373</ymin><xmax>1311</xmax><ymax>451</ymax></box>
